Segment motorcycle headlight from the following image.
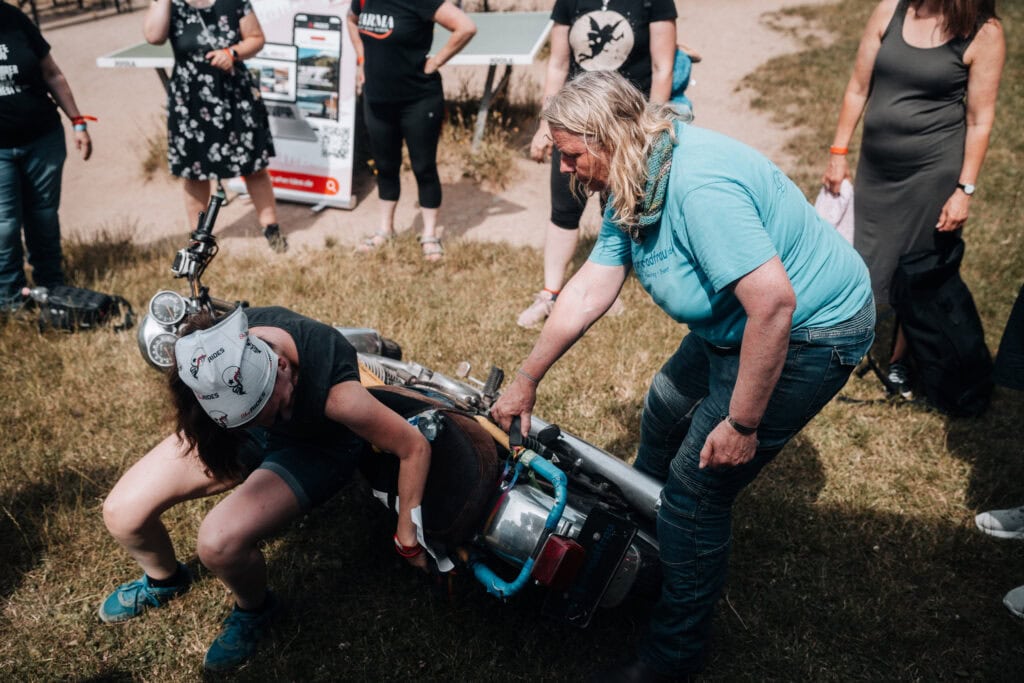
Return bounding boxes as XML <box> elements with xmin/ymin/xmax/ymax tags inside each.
<box><xmin>137</xmin><ymin>307</ymin><xmax>179</xmax><ymax>370</ymax></box>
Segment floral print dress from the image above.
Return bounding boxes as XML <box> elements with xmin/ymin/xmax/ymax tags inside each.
<box><xmin>167</xmin><ymin>0</ymin><xmax>274</xmax><ymax>179</ymax></box>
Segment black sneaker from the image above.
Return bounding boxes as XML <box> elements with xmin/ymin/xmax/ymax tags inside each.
<box><xmin>886</xmin><ymin>360</ymin><xmax>914</xmax><ymax>399</ymax></box>
<box><xmin>263</xmin><ymin>224</ymin><xmax>288</xmax><ymax>253</ymax></box>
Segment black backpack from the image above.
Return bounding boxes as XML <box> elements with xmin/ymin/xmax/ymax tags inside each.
<box><xmin>890</xmin><ymin>234</ymin><xmax>992</xmax><ymax>417</ymax></box>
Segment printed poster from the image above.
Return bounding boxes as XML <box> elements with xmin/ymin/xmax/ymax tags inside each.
<box><xmin>230</xmin><ymin>0</ymin><xmax>357</xmax><ymax>208</ymax></box>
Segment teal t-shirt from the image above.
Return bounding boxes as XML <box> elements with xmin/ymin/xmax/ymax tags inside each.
<box><xmin>589</xmin><ymin>123</ymin><xmax>872</xmax><ymax>347</ymax></box>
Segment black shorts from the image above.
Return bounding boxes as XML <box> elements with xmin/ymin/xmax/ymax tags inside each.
<box><xmin>239</xmin><ymin>428</ymin><xmax>362</xmax><ymax>512</ymax></box>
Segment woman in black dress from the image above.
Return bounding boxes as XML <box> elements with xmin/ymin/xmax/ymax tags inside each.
<box><xmin>144</xmin><ymin>0</ymin><xmax>287</xmax><ymax>252</ymax></box>
<box><xmin>822</xmin><ymin>0</ymin><xmax>1004</xmax><ymax>394</ymax></box>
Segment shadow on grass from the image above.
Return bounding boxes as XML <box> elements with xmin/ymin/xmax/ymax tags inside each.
<box><xmin>945</xmin><ymin>387</ymin><xmax>1024</xmax><ymax>510</ymax></box>
<box><xmin>0</xmin><ymin>464</ymin><xmax>119</xmax><ymax>600</ymax></box>
<box><xmin>202</xmin><ymin>429</ymin><xmax>1024</xmax><ymax>681</ymax></box>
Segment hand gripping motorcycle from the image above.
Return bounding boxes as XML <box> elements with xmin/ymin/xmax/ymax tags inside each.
<box><xmin>137</xmin><ymin>195</ymin><xmax>665</xmax><ymax>626</ymax></box>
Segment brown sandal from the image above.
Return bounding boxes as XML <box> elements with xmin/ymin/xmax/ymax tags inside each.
<box><xmin>419</xmin><ymin>236</ymin><xmax>444</xmax><ymax>262</ymax></box>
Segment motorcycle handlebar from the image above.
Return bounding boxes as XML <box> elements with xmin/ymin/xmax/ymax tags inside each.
<box><xmin>195</xmin><ymin>193</ymin><xmax>224</xmax><ymax>238</ymax></box>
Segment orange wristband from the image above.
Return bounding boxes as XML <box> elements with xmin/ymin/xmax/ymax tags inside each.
<box><xmin>223</xmin><ymin>48</ymin><xmax>234</xmax><ymax>63</ymax></box>
<box><xmin>356</xmin><ymin>55</ymin><xmax>365</xmax><ymax>66</ymax></box>
<box><xmin>829</xmin><ymin>146</ymin><xmax>849</xmax><ymax>155</ymax></box>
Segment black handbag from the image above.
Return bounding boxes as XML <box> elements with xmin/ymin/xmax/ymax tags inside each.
<box><xmin>890</xmin><ymin>234</ymin><xmax>992</xmax><ymax>416</ymax></box>
<box><xmin>36</xmin><ymin>285</ymin><xmax>135</xmax><ymax>332</ymax></box>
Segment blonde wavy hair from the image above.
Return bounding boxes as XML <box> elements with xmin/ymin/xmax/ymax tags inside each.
<box><xmin>544</xmin><ymin>71</ymin><xmax>680</xmax><ymax>229</ymax></box>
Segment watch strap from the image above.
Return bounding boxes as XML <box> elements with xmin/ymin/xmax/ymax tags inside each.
<box><xmin>726</xmin><ymin>415</ymin><xmax>758</xmax><ymax>436</ymax></box>
<box><xmin>957</xmin><ymin>182</ymin><xmax>976</xmax><ymax>195</ymax></box>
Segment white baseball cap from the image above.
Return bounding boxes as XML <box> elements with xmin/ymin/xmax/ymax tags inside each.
<box><xmin>174</xmin><ymin>307</ymin><xmax>278</xmax><ymax>429</ymax></box>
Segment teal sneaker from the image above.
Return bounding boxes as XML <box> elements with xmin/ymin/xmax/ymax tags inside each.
<box><xmin>203</xmin><ymin>591</ymin><xmax>279</xmax><ymax>672</ymax></box>
<box><xmin>97</xmin><ymin>562</ymin><xmax>192</xmax><ymax>623</ymax></box>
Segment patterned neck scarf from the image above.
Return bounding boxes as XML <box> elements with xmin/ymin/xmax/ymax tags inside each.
<box><xmin>626</xmin><ymin>130</ymin><xmax>675</xmax><ymax>244</ymax></box>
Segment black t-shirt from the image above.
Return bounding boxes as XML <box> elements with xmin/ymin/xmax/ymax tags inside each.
<box><xmin>352</xmin><ymin>0</ymin><xmax>444</xmax><ymax>103</ymax></box>
<box><xmin>245</xmin><ymin>306</ymin><xmax>362</xmax><ymax>447</ymax></box>
<box><xmin>0</xmin><ymin>4</ymin><xmax>62</xmax><ymax>147</ymax></box>
<box><xmin>551</xmin><ymin>0</ymin><xmax>677</xmax><ymax>96</ymax></box>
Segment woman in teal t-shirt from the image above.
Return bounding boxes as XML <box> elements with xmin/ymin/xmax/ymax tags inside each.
<box><xmin>492</xmin><ymin>71</ymin><xmax>874</xmax><ymax>680</ymax></box>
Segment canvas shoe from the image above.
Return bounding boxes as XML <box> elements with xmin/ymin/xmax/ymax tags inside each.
<box><xmin>97</xmin><ymin>562</ymin><xmax>192</xmax><ymax>623</ymax></box>
<box><xmin>516</xmin><ymin>291</ymin><xmax>556</xmax><ymax>328</ymax></box>
<box><xmin>886</xmin><ymin>360</ymin><xmax>914</xmax><ymax>399</ymax></box>
<box><xmin>203</xmin><ymin>591</ymin><xmax>280</xmax><ymax>672</ymax></box>
<box><xmin>1003</xmin><ymin>585</ymin><xmax>1024</xmax><ymax>619</ymax></box>
<box><xmin>975</xmin><ymin>505</ymin><xmax>1024</xmax><ymax>540</ymax></box>
<box><xmin>263</xmin><ymin>224</ymin><xmax>288</xmax><ymax>254</ymax></box>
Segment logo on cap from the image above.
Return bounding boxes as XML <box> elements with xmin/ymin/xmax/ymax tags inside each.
<box><xmin>223</xmin><ymin>366</ymin><xmax>245</xmax><ymax>395</ymax></box>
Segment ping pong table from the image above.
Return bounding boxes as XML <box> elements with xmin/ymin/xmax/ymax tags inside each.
<box><xmin>96</xmin><ymin>11</ymin><xmax>552</xmax><ymax>151</ymax></box>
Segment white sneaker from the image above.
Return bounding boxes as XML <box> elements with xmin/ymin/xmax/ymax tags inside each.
<box><xmin>517</xmin><ymin>291</ymin><xmax>555</xmax><ymax>328</ymax></box>
<box><xmin>975</xmin><ymin>505</ymin><xmax>1024</xmax><ymax>540</ymax></box>
<box><xmin>1003</xmin><ymin>585</ymin><xmax>1024</xmax><ymax>619</ymax></box>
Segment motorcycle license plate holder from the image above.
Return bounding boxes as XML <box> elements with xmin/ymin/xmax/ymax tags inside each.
<box><xmin>542</xmin><ymin>506</ymin><xmax>636</xmax><ymax>627</ymax></box>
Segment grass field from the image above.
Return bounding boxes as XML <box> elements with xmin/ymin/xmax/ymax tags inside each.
<box><xmin>2</xmin><ymin>0</ymin><xmax>1023</xmax><ymax>680</ymax></box>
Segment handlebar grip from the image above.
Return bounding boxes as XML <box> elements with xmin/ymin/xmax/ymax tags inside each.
<box><xmin>197</xmin><ymin>194</ymin><xmax>224</xmax><ymax>237</ymax></box>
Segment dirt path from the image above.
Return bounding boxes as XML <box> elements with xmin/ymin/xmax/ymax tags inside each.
<box><xmin>47</xmin><ymin>0</ymin><xmax>833</xmax><ymax>255</ymax></box>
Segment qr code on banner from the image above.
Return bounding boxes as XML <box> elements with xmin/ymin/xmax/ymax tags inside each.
<box><xmin>316</xmin><ymin>126</ymin><xmax>351</xmax><ymax>159</ymax></box>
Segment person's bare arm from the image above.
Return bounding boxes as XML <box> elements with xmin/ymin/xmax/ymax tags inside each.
<box><xmin>39</xmin><ymin>54</ymin><xmax>91</xmax><ymax>160</ymax></box>
<box><xmin>143</xmin><ymin>0</ymin><xmax>171</xmax><ymax>45</ymax></box>
<box><xmin>325</xmin><ymin>382</ymin><xmax>432</xmax><ymax>568</ymax></box>
<box><xmin>206</xmin><ymin>9</ymin><xmax>266</xmax><ymax>71</ymax></box>
<box><xmin>530</xmin><ymin>24</ymin><xmax>571</xmax><ymax>162</ymax></box>
<box><xmin>936</xmin><ymin>18</ymin><xmax>1005</xmax><ymax>232</ymax></box>
<box><xmin>648</xmin><ymin>20</ymin><xmax>677</xmax><ymax>104</ymax></box>
<box><xmin>425</xmin><ymin>2</ymin><xmax>477</xmax><ymax>74</ymax></box>
<box><xmin>823</xmin><ymin>0</ymin><xmax>897</xmax><ymax>193</ymax></box>
<box><xmin>347</xmin><ymin>11</ymin><xmax>365</xmax><ymax>93</ymax></box>
<box><xmin>699</xmin><ymin>257</ymin><xmax>795</xmax><ymax>469</ymax></box>
<box><xmin>491</xmin><ymin>260</ymin><xmax>628</xmax><ymax>437</ymax></box>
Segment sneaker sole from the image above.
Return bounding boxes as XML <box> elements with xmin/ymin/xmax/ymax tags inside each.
<box><xmin>975</xmin><ymin>526</ymin><xmax>1024</xmax><ymax>540</ymax></box>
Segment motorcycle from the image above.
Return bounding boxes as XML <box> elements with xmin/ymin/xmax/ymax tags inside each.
<box><xmin>136</xmin><ymin>194</ymin><xmax>665</xmax><ymax>627</ymax></box>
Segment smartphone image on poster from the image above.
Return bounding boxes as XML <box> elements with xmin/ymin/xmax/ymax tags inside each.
<box><xmin>293</xmin><ymin>13</ymin><xmax>342</xmax><ymax>122</ymax></box>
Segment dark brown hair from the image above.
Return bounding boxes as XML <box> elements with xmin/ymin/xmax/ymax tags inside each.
<box><xmin>167</xmin><ymin>311</ymin><xmax>248</xmax><ymax>482</ymax></box>
<box><xmin>910</xmin><ymin>0</ymin><xmax>998</xmax><ymax>39</ymax></box>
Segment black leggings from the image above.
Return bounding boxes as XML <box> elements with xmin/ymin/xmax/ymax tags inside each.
<box><xmin>362</xmin><ymin>91</ymin><xmax>444</xmax><ymax>209</ymax></box>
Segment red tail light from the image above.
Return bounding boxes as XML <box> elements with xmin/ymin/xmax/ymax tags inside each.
<box><xmin>532</xmin><ymin>535</ymin><xmax>585</xmax><ymax>591</ymax></box>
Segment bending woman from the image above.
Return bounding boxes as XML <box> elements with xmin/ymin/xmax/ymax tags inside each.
<box><xmin>97</xmin><ymin>307</ymin><xmax>431</xmax><ymax>672</ymax></box>
<box><xmin>492</xmin><ymin>71</ymin><xmax>874</xmax><ymax>679</ymax></box>
<box><xmin>822</xmin><ymin>0</ymin><xmax>1004</xmax><ymax>395</ymax></box>
<box><xmin>348</xmin><ymin>0</ymin><xmax>476</xmax><ymax>261</ymax></box>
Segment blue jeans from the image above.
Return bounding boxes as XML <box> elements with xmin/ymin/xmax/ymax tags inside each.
<box><xmin>634</xmin><ymin>300</ymin><xmax>874</xmax><ymax>674</ymax></box>
<box><xmin>0</xmin><ymin>128</ymin><xmax>67</xmax><ymax>306</ymax></box>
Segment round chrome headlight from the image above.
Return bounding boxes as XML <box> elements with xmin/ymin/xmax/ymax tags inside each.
<box><xmin>137</xmin><ymin>308</ymin><xmax>179</xmax><ymax>370</ymax></box>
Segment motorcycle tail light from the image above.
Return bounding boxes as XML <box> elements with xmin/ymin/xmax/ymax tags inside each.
<box><xmin>532</xmin><ymin>535</ymin><xmax>585</xmax><ymax>591</ymax></box>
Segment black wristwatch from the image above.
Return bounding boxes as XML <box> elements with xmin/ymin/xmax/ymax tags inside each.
<box><xmin>726</xmin><ymin>415</ymin><xmax>758</xmax><ymax>436</ymax></box>
<box><xmin>957</xmin><ymin>182</ymin><xmax>976</xmax><ymax>196</ymax></box>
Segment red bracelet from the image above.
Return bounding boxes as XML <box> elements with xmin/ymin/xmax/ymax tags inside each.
<box><xmin>71</xmin><ymin>115</ymin><xmax>98</xmax><ymax>125</ymax></box>
<box><xmin>829</xmin><ymin>145</ymin><xmax>849</xmax><ymax>155</ymax></box>
<box><xmin>356</xmin><ymin>55</ymin><xmax>365</xmax><ymax>66</ymax></box>
<box><xmin>393</xmin><ymin>533</ymin><xmax>423</xmax><ymax>558</ymax></box>
<box><xmin>223</xmin><ymin>48</ymin><xmax>234</xmax><ymax>63</ymax></box>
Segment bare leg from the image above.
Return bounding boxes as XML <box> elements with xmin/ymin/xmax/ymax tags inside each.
<box><xmin>183</xmin><ymin>178</ymin><xmax>212</xmax><ymax>230</ymax></box>
<box><xmin>891</xmin><ymin>325</ymin><xmax>908</xmax><ymax>363</ymax></box>
<box><xmin>102</xmin><ymin>434</ymin><xmax>238</xmax><ymax>580</ymax></box>
<box><xmin>196</xmin><ymin>469</ymin><xmax>301</xmax><ymax>609</ymax></box>
<box><xmin>543</xmin><ymin>222</ymin><xmax>579</xmax><ymax>292</ymax></box>
<box><xmin>379</xmin><ymin>199</ymin><xmax>397</xmax><ymax>236</ymax></box>
<box><xmin>242</xmin><ymin>169</ymin><xmax>278</xmax><ymax>228</ymax></box>
<box><xmin>421</xmin><ymin>206</ymin><xmax>438</xmax><ymax>241</ymax></box>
